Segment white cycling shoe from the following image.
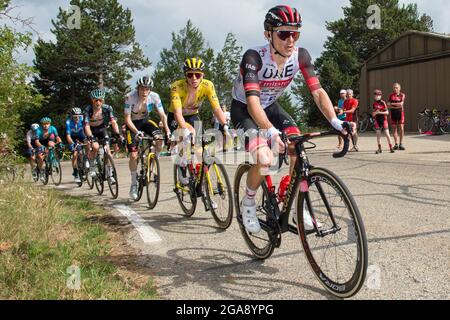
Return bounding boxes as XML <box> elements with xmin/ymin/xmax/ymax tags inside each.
<box><xmin>240</xmin><ymin>200</ymin><xmax>261</xmax><ymax>234</ymax></box>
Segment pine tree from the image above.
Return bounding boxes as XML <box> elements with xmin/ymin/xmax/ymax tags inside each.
<box><xmin>33</xmin><ymin>0</ymin><xmax>149</xmax><ymax>128</ymax></box>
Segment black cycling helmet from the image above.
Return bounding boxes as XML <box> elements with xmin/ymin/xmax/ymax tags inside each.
<box><xmin>264</xmin><ymin>5</ymin><xmax>302</xmax><ymax>31</ymax></box>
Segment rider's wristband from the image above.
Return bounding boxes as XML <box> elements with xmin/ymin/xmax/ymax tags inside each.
<box><xmin>331</xmin><ymin>118</ymin><xmax>344</xmax><ymax>131</ymax></box>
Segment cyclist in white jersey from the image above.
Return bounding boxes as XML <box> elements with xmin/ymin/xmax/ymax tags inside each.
<box><xmin>231</xmin><ymin>5</ymin><xmax>356</xmax><ymax>234</ymax></box>
<box><xmin>125</xmin><ymin>76</ymin><xmax>171</xmax><ymax>200</ymax></box>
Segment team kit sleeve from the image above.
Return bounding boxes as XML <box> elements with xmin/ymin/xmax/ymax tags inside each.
<box><xmin>170</xmin><ymin>83</ymin><xmax>183</xmax><ymax>111</ymax></box>
<box><xmin>207</xmin><ymin>82</ymin><xmax>221</xmax><ymax>110</ymax></box>
<box><xmin>65</xmin><ymin>119</ymin><xmax>72</xmax><ymax>136</ymax></box>
<box><xmin>124</xmin><ymin>95</ymin><xmax>132</xmax><ymax>115</ymax></box>
<box><xmin>298</xmin><ymin>48</ymin><xmax>322</xmax><ymax>93</ymax></box>
<box><xmin>84</xmin><ymin>107</ymin><xmax>91</xmax><ymax>124</ymax></box>
<box><xmin>240</xmin><ymin>49</ymin><xmax>263</xmax><ymax>98</ymax></box>
<box><xmin>154</xmin><ymin>93</ymin><xmax>164</xmax><ymax>112</ymax></box>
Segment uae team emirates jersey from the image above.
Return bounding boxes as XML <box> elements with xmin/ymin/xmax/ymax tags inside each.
<box><xmin>232</xmin><ymin>44</ymin><xmax>321</xmax><ymax>108</ymax></box>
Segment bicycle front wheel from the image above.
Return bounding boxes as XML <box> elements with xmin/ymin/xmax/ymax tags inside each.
<box><xmin>297</xmin><ymin>167</ymin><xmax>368</xmax><ymax>298</ymax></box>
<box><xmin>204</xmin><ymin>162</ymin><xmax>233</xmax><ymax>229</ymax></box>
<box><xmin>0</xmin><ymin>166</ymin><xmax>16</xmax><ymax>183</ymax></box>
<box><xmin>51</xmin><ymin>160</ymin><xmax>62</xmax><ymax>186</ymax></box>
<box><xmin>418</xmin><ymin>116</ymin><xmax>433</xmax><ymax>134</ymax></box>
<box><xmin>146</xmin><ymin>154</ymin><xmax>160</xmax><ymax>209</ymax></box>
<box><xmin>173</xmin><ymin>164</ymin><xmax>197</xmax><ymax>217</ymax></box>
<box><xmin>106</xmin><ymin>153</ymin><xmax>119</xmax><ymax>199</ymax></box>
<box><xmin>94</xmin><ymin>159</ymin><xmax>104</xmax><ymax>195</ymax></box>
<box><xmin>234</xmin><ymin>163</ymin><xmax>275</xmax><ymax>260</ymax></box>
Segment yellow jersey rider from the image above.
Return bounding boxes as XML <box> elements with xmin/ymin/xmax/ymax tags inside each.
<box><xmin>167</xmin><ymin>58</ymin><xmax>229</xmax><ymax>137</ymax></box>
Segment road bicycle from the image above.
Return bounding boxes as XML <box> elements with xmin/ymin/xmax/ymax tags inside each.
<box><xmin>233</xmin><ymin>125</ymin><xmax>368</xmax><ymax>298</ymax></box>
<box><xmin>133</xmin><ymin>135</ymin><xmax>162</xmax><ymax>209</ymax></box>
<box><xmin>36</xmin><ymin>145</ymin><xmax>63</xmax><ymax>186</ymax></box>
<box><xmin>173</xmin><ymin>133</ymin><xmax>233</xmax><ymax>229</ymax></box>
<box><xmin>418</xmin><ymin>108</ymin><xmax>450</xmax><ymax>134</ymax></box>
<box><xmin>90</xmin><ymin>137</ymin><xmax>119</xmax><ymax>199</ymax></box>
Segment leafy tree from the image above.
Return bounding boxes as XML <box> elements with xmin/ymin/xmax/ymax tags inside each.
<box><xmin>210</xmin><ymin>32</ymin><xmax>242</xmax><ymax>108</ymax></box>
<box><xmin>0</xmin><ymin>1</ymin><xmax>44</xmax><ymax>152</ymax></box>
<box><xmin>293</xmin><ymin>0</ymin><xmax>433</xmax><ymax>128</ymax></box>
<box><xmin>33</xmin><ymin>0</ymin><xmax>149</xmax><ymax>128</ymax></box>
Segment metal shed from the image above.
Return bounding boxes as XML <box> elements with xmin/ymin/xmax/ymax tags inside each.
<box><xmin>359</xmin><ymin>31</ymin><xmax>450</xmax><ymax>132</ymax></box>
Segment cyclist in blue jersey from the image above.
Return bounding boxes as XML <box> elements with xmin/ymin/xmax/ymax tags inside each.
<box><xmin>34</xmin><ymin>117</ymin><xmax>62</xmax><ymax>182</ymax></box>
<box><xmin>66</xmin><ymin>107</ymin><xmax>86</xmax><ymax>184</ymax></box>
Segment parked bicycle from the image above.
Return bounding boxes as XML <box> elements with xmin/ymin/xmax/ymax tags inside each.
<box><xmin>358</xmin><ymin>110</ymin><xmax>375</xmax><ymax>133</ymax></box>
<box><xmin>173</xmin><ymin>133</ymin><xmax>233</xmax><ymax>229</ymax></box>
<box><xmin>233</xmin><ymin>125</ymin><xmax>368</xmax><ymax>298</ymax></box>
<box><xmin>418</xmin><ymin>108</ymin><xmax>450</xmax><ymax>134</ymax></box>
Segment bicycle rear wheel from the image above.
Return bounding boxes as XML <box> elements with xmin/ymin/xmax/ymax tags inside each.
<box><xmin>297</xmin><ymin>167</ymin><xmax>368</xmax><ymax>298</ymax></box>
<box><xmin>0</xmin><ymin>166</ymin><xmax>16</xmax><ymax>183</ymax></box>
<box><xmin>51</xmin><ymin>160</ymin><xmax>62</xmax><ymax>186</ymax></box>
<box><xmin>146</xmin><ymin>154</ymin><xmax>160</xmax><ymax>209</ymax></box>
<box><xmin>234</xmin><ymin>163</ymin><xmax>275</xmax><ymax>260</ymax></box>
<box><xmin>106</xmin><ymin>153</ymin><xmax>119</xmax><ymax>199</ymax></box>
<box><xmin>173</xmin><ymin>164</ymin><xmax>197</xmax><ymax>217</ymax></box>
<box><xmin>204</xmin><ymin>162</ymin><xmax>233</xmax><ymax>229</ymax></box>
<box><xmin>418</xmin><ymin>116</ymin><xmax>433</xmax><ymax>134</ymax></box>
<box><xmin>94</xmin><ymin>158</ymin><xmax>104</xmax><ymax>195</ymax></box>
<box><xmin>439</xmin><ymin>116</ymin><xmax>450</xmax><ymax>134</ymax></box>
<box><xmin>358</xmin><ymin>113</ymin><xmax>370</xmax><ymax>133</ymax></box>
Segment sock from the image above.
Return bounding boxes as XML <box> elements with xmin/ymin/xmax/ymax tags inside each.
<box><xmin>243</xmin><ymin>187</ymin><xmax>257</xmax><ymax>206</ymax></box>
<box><xmin>73</xmin><ymin>168</ymin><xmax>78</xmax><ymax>176</ymax></box>
<box><xmin>131</xmin><ymin>171</ymin><xmax>137</xmax><ymax>185</ymax></box>
<box><xmin>389</xmin><ymin>144</ymin><xmax>393</xmax><ymax>151</ymax></box>
<box><xmin>378</xmin><ymin>144</ymin><xmax>382</xmax><ymax>150</ymax></box>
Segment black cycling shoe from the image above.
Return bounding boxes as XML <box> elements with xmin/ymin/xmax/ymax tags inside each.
<box><xmin>375</xmin><ymin>149</ymin><xmax>382</xmax><ymax>154</ymax></box>
<box><xmin>393</xmin><ymin>144</ymin><xmax>399</xmax><ymax>150</ymax></box>
<box><xmin>399</xmin><ymin>144</ymin><xmax>405</xmax><ymax>151</ymax></box>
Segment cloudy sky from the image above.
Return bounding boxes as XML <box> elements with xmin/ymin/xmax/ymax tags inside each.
<box><xmin>4</xmin><ymin>0</ymin><xmax>450</xmax><ymax>85</ymax></box>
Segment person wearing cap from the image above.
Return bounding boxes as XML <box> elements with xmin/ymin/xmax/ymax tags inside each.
<box><xmin>372</xmin><ymin>90</ymin><xmax>394</xmax><ymax>154</ymax></box>
<box><xmin>334</xmin><ymin>89</ymin><xmax>347</xmax><ymax>149</ymax></box>
<box><xmin>343</xmin><ymin>89</ymin><xmax>359</xmax><ymax>151</ymax></box>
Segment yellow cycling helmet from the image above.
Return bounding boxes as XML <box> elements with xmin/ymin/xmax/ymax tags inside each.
<box><xmin>183</xmin><ymin>57</ymin><xmax>205</xmax><ymax>73</ymax></box>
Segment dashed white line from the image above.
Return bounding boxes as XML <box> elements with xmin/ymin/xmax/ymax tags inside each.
<box><xmin>114</xmin><ymin>204</ymin><xmax>162</xmax><ymax>244</ymax></box>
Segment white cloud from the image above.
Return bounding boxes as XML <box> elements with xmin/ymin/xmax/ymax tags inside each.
<box><xmin>5</xmin><ymin>0</ymin><xmax>449</xmax><ymax>87</ymax></box>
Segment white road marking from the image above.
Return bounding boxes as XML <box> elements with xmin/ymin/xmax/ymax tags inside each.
<box><xmin>419</xmin><ymin>159</ymin><xmax>450</xmax><ymax>163</ymax></box>
<box><xmin>114</xmin><ymin>205</ymin><xmax>162</xmax><ymax>244</ymax></box>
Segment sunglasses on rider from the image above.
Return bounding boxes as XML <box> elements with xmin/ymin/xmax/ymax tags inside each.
<box><xmin>186</xmin><ymin>72</ymin><xmax>204</xmax><ymax>79</ymax></box>
<box><xmin>93</xmin><ymin>99</ymin><xmax>104</xmax><ymax>103</ymax></box>
<box><xmin>276</xmin><ymin>30</ymin><xmax>300</xmax><ymax>41</ymax></box>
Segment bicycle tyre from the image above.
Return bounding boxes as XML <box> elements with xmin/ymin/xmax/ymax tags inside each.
<box><xmin>94</xmin><ymin>157</ymin><xmax>104</xmax><ymax>195</ymax></box>
<box><xmin>234</xmin><ymin>163</ymin><xmax>275</xmax><ymax>260</ymax></box>
<box><xmin>205</xmin><ymin>162</ymin><xmax>233</xmax><ymax>229</ymax></box>
<box><xmin>146</xmin><ymin>154</ymin><xmax>160</xmax><ymax>209</ymax></box>
<box><xmin>51</xmin><ymin>160</ymin><xmax>62</xmax><ymax>186</ymax></box>
<box><xmin>297</xmin><ymin>167</ymin><xmax>368</xmax><ymax>298</ymax></box>
<box><xmin>173</xmin><ymin>164</ymin><xmax>197</xmax><ymax>217</ymax></box>
<box><xmin>106</xmin><ymin>153</ymin><xmax>119</xmax><ymax>199</ymax></box>
<box><xmin>418</xmin><ymin>116</ymin><xmax>433</xmax><ymax>134</ymax></box>
<box><xmin>358</xmin><ymin>113</ymin><xmax>370</xmax><ymax>133</ymax></box>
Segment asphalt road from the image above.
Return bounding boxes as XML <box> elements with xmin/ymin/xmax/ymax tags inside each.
<box><xmin>48</xmin><ymin>133</ymin><xmax>450</xmax><ymax>300</ymax></box>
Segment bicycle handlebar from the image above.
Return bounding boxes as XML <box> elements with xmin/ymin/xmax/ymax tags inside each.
<box><xmin>281</xmin><ymin>122</ymin><xmax>353</xmax><ymax>159</ymax></box>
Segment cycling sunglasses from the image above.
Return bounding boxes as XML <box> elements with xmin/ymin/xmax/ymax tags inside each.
<box><xmin>276</xmin><ymin>30</ymin><xmax>300</xmax><ymax>41</ymax></box>
<box><xmin>93</xmin><ymin>99</ymin><xmax>104</xmax><ymax>103</ymax></box>
<box><xmin>186</xmin><ymin>72</ymin><xmax>204</xmax><ymax>79</ymax></box>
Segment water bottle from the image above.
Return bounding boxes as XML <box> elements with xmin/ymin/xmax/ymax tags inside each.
<box><xmin>278</xmin><ymin>175</ymin><xmax>291</xmax><ymax>202</ymax></box>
